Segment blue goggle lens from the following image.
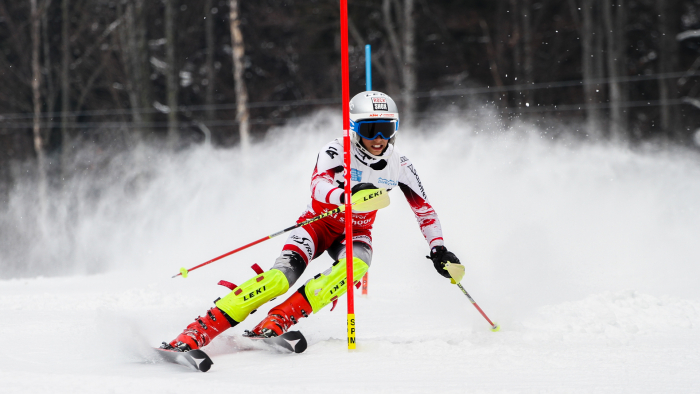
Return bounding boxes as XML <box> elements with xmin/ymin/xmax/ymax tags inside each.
<box><xmin>352</xmin><ymin>120</ymin><xmax>397</xmax><ymax>140</ymax></box>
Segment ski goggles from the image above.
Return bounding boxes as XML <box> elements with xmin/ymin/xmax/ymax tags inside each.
<box><xmin>350</xmin><ymin>119</ymin><xmax>398</xmax><ymax>140</ymax></box>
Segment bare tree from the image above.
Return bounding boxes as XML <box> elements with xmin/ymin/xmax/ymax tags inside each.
<box><xmin>479</xmin><ymin>18</ymin><xmax>505</xmax><ymax>99</ymax></box>
<box><xmin>134</xmin><ymin>0</ymin><xmax>152</xmax><ymax>131</ymax></box>
<box><xmin>30</xmin><ymin>0</ymin><xmax>48</xmax><ymax>214</ymax></box>
<box><xmin>603</xmin><ymin>0</ymin><xmax>624</xmax><ymax>139</ymax></box>
<box><xmin>382</xmin><ymin>0</ymin><xmax>417</xmax><ymax>125</ymax></box>
<box><xmin>229</xmin><ymin>0</ymin><xmax>249</xmax><ymax>148</ymax></box>
<box><xmin>118</xmin><ymin>0</ymin><xmax>144</xmax><ymax>139</ymax></box>
<box><xmin>165</xmin><ymin>0</ymin><xmax>179</xmax><ymax>148</ymax></box>
<box><xmin>61</xmin><ymin>0</ymin><xmax>71</xmax><ymax>175</ymax></box>
<box><xmin>402</xmin><ymin>0</ymin><xmax>416</xmax><ymax>125</ymax></box>
<box><xmin>2</xmin><ymin>0</ymin><xmax>699</xmax><ymax>162</ymax></box>
<box><xmin>117</xmin><ymin>0</ymin><xmax>152</xmax><ymax>142</ymax></box>
<box><xmin>657</xmin><ymin>0</ymin><xmax>681</xmax><ymax>140</ymax></box>
<box><xmin>205</xmin><ymin>0</ymin><xmax>216</xmax><ymax>125</ymax></box>
<box><xmin>522</xmin><ymin>0</ymin><xmax>534</xmax><ymax>106</ymax></box>
<box><xmin>41</xmin><ymin>6</ymin><xmax>57</xmax><ymax>121</ymax></box>
<box><xmin>581</xmin><ymin>0</ymin><xmax>603</xmax><ymax>137</ymax></box>
<box><xmin>615</xmin><ymin>0</ymin><xmax>628</xmax><ymax>135</ymax></box>
<box><xmin>510</xmin><ymin>0</ymin><xmax>522</xmax><ymax>88</ymax></box>
<box><xmin>382</xmin><ymin>0</ymin><xmax>402</xmax><ymax>86</ymax></box>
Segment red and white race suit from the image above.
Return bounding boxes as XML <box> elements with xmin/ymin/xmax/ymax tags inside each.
<box><xmin>280</xmin><ymin>138</ymin><xmax>444</xmax><ymax>267</ymax></box>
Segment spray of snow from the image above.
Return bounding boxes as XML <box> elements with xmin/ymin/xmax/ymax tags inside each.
<box><xmin>1</xmin><ymin>110</ymin><xmax>699</xmax><ymax>392</ymax></box>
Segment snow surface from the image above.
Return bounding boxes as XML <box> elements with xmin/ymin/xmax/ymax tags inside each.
<box><xmin>2</xmin><ymin>112</ymin><xmax>700</xmax><ymax>393</ymax></box>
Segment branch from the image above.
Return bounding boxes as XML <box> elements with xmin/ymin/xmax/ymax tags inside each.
<box><xmin>347</xmin><ymin>15</ymin><xmax>366</xmax><ymax>47</ymax></box>
<box><xmin>382</xmin><ymin>0</ymin><xmax>403</xmax><ymax>73</ymax></box>
<box><xmin>71</xmin><ymin>16</ymin><xmax>124</xmax><ymax>69</ymax></box>
<box><xmin>0</xmin><ymin>2</ymin><xmax>31</xmax><ymax>69</ymax></box>
<box><xmin>682</xmin><ymin>96</ymin><xmax>700</xmax><ymax>110</ymax></box>
<box><xmin>677</xmin><ymin>29</ymin><xmax>700</xmax><ymax>41</ymax></box>
<box><xmin>479</xmin><ymin>18</ymin><xmax>504</xmax><ymax>88</ymax></box>
<box><xmin>567</xmin><ymin>0</ymin><xmax>582</xmax><ymax>34</ymax></box>
<box><xmin>75</xmin><ymin>63</ymin><xmax>106</xmax><ymax>111</ymax></box>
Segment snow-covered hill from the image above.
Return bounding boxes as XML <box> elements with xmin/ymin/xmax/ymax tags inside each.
<box><xmin>1</xmin><ymin>112</ymin><xmax>699</xmax><ymax>393</ymax></box>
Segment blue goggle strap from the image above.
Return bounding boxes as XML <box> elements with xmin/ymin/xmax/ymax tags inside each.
<box><xmin>350</xmin><ymin>119</ymin><xmax>399</xmax><ymax>134</ymax></box>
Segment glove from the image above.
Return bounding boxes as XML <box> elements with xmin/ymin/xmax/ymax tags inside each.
<box><xmin>340</xmin><ymin>183</ymin><xmax>377</xmax><ymax>204</ymax></box>
<box><xmin>427</xmin><ymin>246</ymin><xmax>462</xmax><ymax>280</ymax></box>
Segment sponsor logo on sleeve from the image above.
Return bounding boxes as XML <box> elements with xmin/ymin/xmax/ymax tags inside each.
<box><xmin>326</xmin><ymin>146</ymin><xmax>339</xmax><ymax>159</ymax></box>
<box><xmin>377</xmin><ymin>177</ymin><xmax>397</xmax><ymax>187</ymax></box>
<box><xmin>400</xmin><ymin>156</ymin><xmax>409</xmax><ymax>166</ymax></box>
<box><xmin>407</xmin><ymin>164</ymin><xmax>426</xmax><ymax>199</ymax></box>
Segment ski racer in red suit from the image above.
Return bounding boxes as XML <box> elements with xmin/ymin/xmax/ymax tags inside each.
<box><xmin>160</xmin><ymin>91</ymin><xmax>462</xmax><ymax>351</ymax></box>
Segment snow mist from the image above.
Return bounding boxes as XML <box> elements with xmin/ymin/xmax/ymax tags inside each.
<box><xmin>1</xmin><ymin>110</ymin><xmax>699</xmax><ymax>314</ymax></box>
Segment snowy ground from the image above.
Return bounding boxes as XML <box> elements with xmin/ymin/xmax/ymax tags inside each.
<box><xmin>2</xmin><ymin>112</ymin><xmax>700</xmax><ymax>393</ymax></box>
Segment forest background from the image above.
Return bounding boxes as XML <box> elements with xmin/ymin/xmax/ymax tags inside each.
<box><xmin>1</xmin><ymin>0</ymin><xmax>700</xmax><ymax>208</ymax></box>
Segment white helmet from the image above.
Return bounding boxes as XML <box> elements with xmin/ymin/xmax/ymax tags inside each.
<box><xmin>349</xmin><ymin>91</ymin><xmax>400</xmax><ymax>149</ymax></box>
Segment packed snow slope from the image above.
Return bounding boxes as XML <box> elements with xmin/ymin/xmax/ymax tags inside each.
<box><xmin>1</xmin><ymin>111</ymin><xmax>700</xmax><ymax>393</ymax></box>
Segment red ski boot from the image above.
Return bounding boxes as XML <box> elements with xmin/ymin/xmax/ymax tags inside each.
<box><xmin>161</xmin><ymin>307</ymin><xmax>237</xmax><ymax>351</ymax></box>
<box><xmin>248</xmin><ymin>290</ymin><xmax>312</xmax><ymax>338</ymax></box>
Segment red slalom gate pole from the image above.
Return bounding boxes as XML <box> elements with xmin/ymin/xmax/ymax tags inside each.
<box><xmin>339</xmin><ymin>0</ymin><xmax>355</xmax><ymax>350</ymax></box>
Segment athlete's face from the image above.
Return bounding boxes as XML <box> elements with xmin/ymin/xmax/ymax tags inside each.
<box><xmin>361</xmin><ymin>136</ymin><xmax>388</xmax><ymax>155</ymax></box>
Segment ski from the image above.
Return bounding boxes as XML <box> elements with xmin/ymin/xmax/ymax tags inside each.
<box><xmin>244</xmin><ymin>330</ymin><xmax>308</xmax><ymax>353</ymax></box>
<box><xmin>153</xmin><ymin>347</ymin><xmax>213</xmax><ymax>372</ymax></box>
<box><xmin>152</xmin><ymin>331</ymin><xmax>305</xmax><ymax>372</ymax></box>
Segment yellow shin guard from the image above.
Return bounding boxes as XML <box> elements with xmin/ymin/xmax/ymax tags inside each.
<box><xmin>215</xmin><ymin>269</ymin><xmax>290</xmax><ymax>323</ymax></box>
<box><xmin>304</xmin><ymin>257</ymin><xmax>369</xmax><ymax>313</ymax></box>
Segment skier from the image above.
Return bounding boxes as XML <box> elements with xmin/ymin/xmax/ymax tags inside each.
<box><xmin>160</xmin><ymin>91</ymin><xmax>462</xmax><ymax>351</ymax></box>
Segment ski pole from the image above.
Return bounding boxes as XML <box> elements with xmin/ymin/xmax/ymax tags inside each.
<box><xmin>456</xmin><ymin>283</ymin><xmax>500</xmax><ymax>332</ymax></box>
<box><xmin>172</xmin><ymin>188</ymin><xmax>390</xmax><ymax>278</ymax></box>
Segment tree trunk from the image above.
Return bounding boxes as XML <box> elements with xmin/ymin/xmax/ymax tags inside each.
<box><xmin>120</xmin><ymin>1</ymin><xmax>145</xmax><ymax>140</ymax></box>
<box><xmin>479</xmin><ymin>18</ymin><xmax>505</xmax><ymax>106</ymax></box>
<box><xmin>135</xmin><ymin>0</ymin><xmax>151</xmax><ymax>123</ymax></box>
<box><xmin>382</xmin><ymin>0</ymin><xmax>403</xmax><ymax>99</ymax></box>
<box><xmin>510</xmin><ymin>0</ymin><xmax>522</xmax><ymax>107</ymax></box>
<box><xmin>401</xmin><ymin>0</ymin><xmax>416</xmax><ymax>126</ymax></box>
<box><xmin>615</xmin><ymin>0</ymin><xmax>628</xmax><ymax>136</ymax></box>
<box><xmin>41</xmin><ymin>9</ymin><xmax>56</xmax><ymax>120</ymax></box>
<box><xmin>165</xmin><ymin>0</ymin><xmax>179</xmax><ymax>148</ymax></box>
<box><xmin>61</xmin><ymin>0</ymin><xmax>71</xmax><ymax>177</ymax></box>
<box><xmin>134</xmin><ymin>0</ymin><xmax>151</xmax><ymax>138</ymax></box>
<box><xmin>205</xmin><ymin>0</ymin><xmax>216</xmax><ymax>125</ymax></box>
<box><xmin>581</xmin><ymin>0</ymin><xmax>602</xmax><ymax>138</ymax></box>
<box><xmin>229</xmin><ymin>0</ymin><xmax>249</xmax><ymax>148</ymax></box>
<box><xmin>522</xmin><ymin>0</ymin><xmax>534</xmax><ymax>106</ymax></box>
<box><xmin>657</xmin><ymin>0</ymin><xmax>680</xmax><ymax>140</ymax></box>
<box><xmin>594</xmin><ymin>8</ymin><xmax>605</xmax><ymax>109</ymax></box>
<box><xmin>31</xmin><ymin>0</ymin><xmax>48</xmax><ymax>215</ymax></box>
<box><xmin>603</xmin><ymin>0</ymin><xmax>623</xmax><ymax>139</ymax></box>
